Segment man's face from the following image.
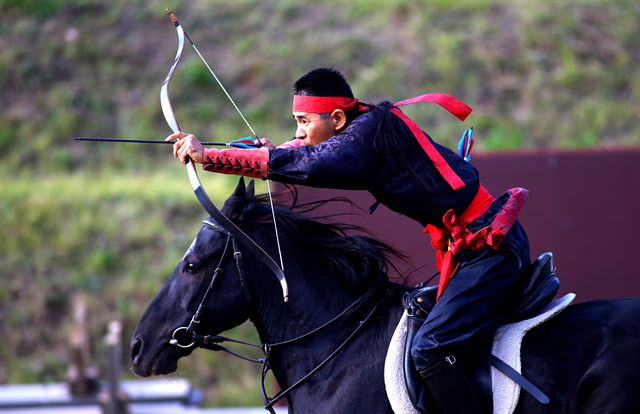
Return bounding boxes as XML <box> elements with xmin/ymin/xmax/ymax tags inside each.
<box><xmin>292</xmin><ymin>112</ymin><xmax>335</xmax><ymax>146</ymax></box>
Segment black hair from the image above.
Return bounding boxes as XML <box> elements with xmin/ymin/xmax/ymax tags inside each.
<box><xmin>293</xmin><ymin>68</ymin><xmax>361</xmax><ymax>124</ymax></box>
<box><xmin>293</xmin><ymin>68</ymin><xmax>354</xmax><ymax>98</ymax></box>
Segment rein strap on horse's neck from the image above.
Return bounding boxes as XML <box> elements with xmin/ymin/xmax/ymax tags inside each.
<box><xmin>258</xmin><ymin>280</ymin><xmax>385</xmax><ymax>411</ymax></box>
<box><xmin>266</xmin><ymin>278</ymin><xmax>384</xmax><ymax>349</ymax></box>
<box><xmin>261</xmin><ymin>304</ymin><xmax>380</xmax><ymax>412</ymax></box>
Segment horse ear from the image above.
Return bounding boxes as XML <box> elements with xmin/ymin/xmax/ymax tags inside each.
<box><xmin>223</xmin><ymin>178</ymin><xmax>247</xmax><ymax>218</ymax></box>
<box><xmin>246</xmin><ymin>180</ymin><xmax>256</xmax><ymax>197</ymax></box>
<box><xmin>232</xmin><ymin>177</ymin><xmax>246</xmax><ymax>199</ymax></box>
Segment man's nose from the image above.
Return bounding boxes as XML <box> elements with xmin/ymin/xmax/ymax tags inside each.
<box><xmin>295</xmin><ymin>126</ymin><xmax>306</xmax><ymax>139</ymax></box>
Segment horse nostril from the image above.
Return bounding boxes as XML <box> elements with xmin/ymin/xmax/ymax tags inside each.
<box><xmin>131</xmin><ymin>337</ymin><xmax>143</xmax><ymax>363</ymax></box>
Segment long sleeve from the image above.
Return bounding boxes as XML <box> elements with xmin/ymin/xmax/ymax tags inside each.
<box><xmin>267</xmin><ymin>114</ymin><xmax>380</xmax><ymax>190</ymax></box>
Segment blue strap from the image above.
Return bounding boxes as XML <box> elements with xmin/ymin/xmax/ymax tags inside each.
<box><xmin>490</xmin><ymin>355</ymin><xmax>550</xmax><ymax>405</ymax></box>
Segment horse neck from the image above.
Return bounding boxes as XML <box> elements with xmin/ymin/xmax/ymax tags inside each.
<box><xmin>248</xmin><ymin>262</ymin><xmax>405</xmax><ymax>400</ymax></box>
<box><xmin>250</xmin><ymin>262</ymin><xmax>368</xmax><ymax>343</ymax></box>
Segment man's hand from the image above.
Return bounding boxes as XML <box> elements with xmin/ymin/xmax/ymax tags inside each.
<box><xmin>165</xmin><ymin>132</ymin><xmax>205</xmax><ymax>164</ymax></box>
<box><xmin>277</xmin><ymin>137</ymin><xmax>305</xmax><ymax>149</ymax></box>
<box><xmin>258</xmin><ymin>138</ymin><xmax>276</xmax><ymax>149</ymax></box>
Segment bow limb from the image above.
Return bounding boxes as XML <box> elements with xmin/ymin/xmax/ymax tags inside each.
<box><xmin>165</xmin><ymin>11</ymin><xmax>286</xmax><ymax>286</ymax></box>
<box><xmin>162</xmin><ymin>11</ymin><xmax>288</xmax><ymax>302</ymax></box>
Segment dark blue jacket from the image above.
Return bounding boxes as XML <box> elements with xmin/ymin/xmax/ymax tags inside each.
<box><xmin>268</xmin><ymin>108</ymin><xmax>480</xmax><ymax>227</ymax></box>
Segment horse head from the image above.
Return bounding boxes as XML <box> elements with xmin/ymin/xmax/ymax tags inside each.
<box><xmin>131</xmin><ymin>178</ymin><xmax>263</xmax><ymax>376</ymax></box>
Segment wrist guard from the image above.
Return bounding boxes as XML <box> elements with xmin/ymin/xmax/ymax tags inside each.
<box><xmin>202</xmin><ymin>147</ymin><xmax>269</xmax><ymax>179</ymax></box>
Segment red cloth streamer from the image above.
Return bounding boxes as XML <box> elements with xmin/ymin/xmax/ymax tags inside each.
<box><xmin>394</xmin><ymin>93</ymin><xmax>472</xmax><ymax>122</ymax></box>
<box><xmin>390</xmin><ymin>93</ymin><xmax>472</xmax><ymax>189</ymax></box>
<box><xmin>390</xmin><ymin>108</ymin><xmax>466</xmax><ymax>190</ymax></box>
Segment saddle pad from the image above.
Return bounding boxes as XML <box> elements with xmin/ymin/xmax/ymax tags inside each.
<box><xmin>384</xmin><ymin>293</ymin><xmax>575</xmax><ymax>414</ymax></box>
<box><xmin>491</xmin><ymin>293</ymin><xmax>575</xmax><ymax>414</ymax></box>
<box><xmin>384</xmin><ymin>310</ymin><xmax>418</xmax><ymax>414</ymax></box>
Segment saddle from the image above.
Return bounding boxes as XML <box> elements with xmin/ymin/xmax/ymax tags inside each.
<box><xmin>397</xmin><ymin>252</ymin><xmax>561</xmax><ymax>413</ymax></box>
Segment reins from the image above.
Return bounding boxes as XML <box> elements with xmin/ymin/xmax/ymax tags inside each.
<box><xmin>261</xmin><ymin>304</ymin><xmax>381</xmax><ymax>411</ymax></box>
<box><xmin>170</xmin><ymin>219</ymin><xmax>385</xmax><ymax>413</ymax></box>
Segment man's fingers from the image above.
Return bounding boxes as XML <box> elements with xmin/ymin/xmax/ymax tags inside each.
<box><xmin>178</xmin><ymin>144</ymin><xmax>190</xmax><ymax>164</ymax></box>
<box><xmin>172</xmin><ymin>140</ymin><xmax>182</xmax><ymax>158</ymax></box>
<box><xmin>259</xmin><ymin>138</ymin><xmax>275</xmax><ymax>149</ymax></box>
<box><xmin>167</xmin><ymin>132</ymin><xmax>187</xmax><ymax>159</ymax></box>
<box><xmin>165</xmin><ymin>132</ymin><xmax>185</xmax><ymax>142</ymax></box>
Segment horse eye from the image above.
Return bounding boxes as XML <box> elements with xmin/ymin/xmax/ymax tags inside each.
<box><xmin>184</xmin><ymin>261</ymin><xmax>201</xmax><ymax>273</ymax></box>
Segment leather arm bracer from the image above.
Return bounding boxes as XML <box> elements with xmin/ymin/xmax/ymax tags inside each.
<box><xmin>202</xmin><ymin>147</ymin><xmax>269</xmax><ymax>179</ymax></box>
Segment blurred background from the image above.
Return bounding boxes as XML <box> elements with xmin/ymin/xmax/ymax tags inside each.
<box><xmin>0</xmin><ymin>0</ymin><xmax>638</xmax><ymax>409</ymax></box>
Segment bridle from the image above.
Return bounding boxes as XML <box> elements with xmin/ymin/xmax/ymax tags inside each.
<box><xmin>169</xmin><ymin>219</ymin><xmax>384</xmax><ymax>413</ymax></box>
<box><xmin>168</xmin><ymin>220</ymin><xmax>233</xmax><ymax>350</ymax></box>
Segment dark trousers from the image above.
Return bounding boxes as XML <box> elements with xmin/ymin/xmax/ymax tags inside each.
<box><xmin>411</xmin><ymin>220</ymin><xmax>530</xmax><ymax>372</ymax></box>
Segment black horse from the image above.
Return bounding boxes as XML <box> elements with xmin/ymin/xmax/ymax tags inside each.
<box><xmin>131</xmin><ymin>179</ymin><xmax>640</xmax><ymax>413</ymax></box>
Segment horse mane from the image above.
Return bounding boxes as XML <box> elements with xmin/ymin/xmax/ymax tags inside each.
<box><xmin>227</xmin><ymin>187</ymin><xmax>409</xmax><ymax>294</ymax></box>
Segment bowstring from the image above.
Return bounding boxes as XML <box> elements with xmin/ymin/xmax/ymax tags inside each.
<box><xmin>181</xmin><ymin>25</ymin><xmax>285</xmax><ymax>274</ymax></box>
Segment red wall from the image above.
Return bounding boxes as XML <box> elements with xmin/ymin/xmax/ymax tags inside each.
<box><xmin>282</xmin><ymin>148</ymin><xmax>640</xmax><ymax>302</ymax></box>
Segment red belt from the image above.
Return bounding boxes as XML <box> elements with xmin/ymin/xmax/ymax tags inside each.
<box><xmin>425</xmin><ymin>186</ymin><xmax>528</xmax><ymax>300</ymax></box>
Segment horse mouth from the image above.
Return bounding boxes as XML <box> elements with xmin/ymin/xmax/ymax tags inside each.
<box><xmin>131</xmin><ymin>352</ymin><xmax>179</xmax><ymax>377</ymax></box>
<box><xmin>130</xmin><ymin>336</ymin><xmax>179</xmax><ymax>377</ymax></box>
<box><xmin>132</xmin><ymin>358</ymin><xmax>178</xmax><ymax>377</ymax></box>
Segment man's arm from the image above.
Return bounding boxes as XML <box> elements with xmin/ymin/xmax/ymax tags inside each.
<box><xmin>167</xmin><ymin>114</ymin><xmax>377</xmax><ymax>190</ymax></box>
<box><xmin>165</xmin><ymin>133</ymin><xmax>302</xmax><ymax>163</ymax></box>
<box><xmin>265</xmin><ymin>115</ymin><xmax>377</xmax><ymax>190</ymax></box>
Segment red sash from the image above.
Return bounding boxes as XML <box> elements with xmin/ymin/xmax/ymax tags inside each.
<box><xmin>425</xmin><ymin>187</ymin><xmax>528</xmax><ymax>300</ymax></box>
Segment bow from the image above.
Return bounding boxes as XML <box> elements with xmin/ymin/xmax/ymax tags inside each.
<box><xmin>161</xmin><ymin>10</ymin><xmax>288</xmax><ymax>301</ymax></box>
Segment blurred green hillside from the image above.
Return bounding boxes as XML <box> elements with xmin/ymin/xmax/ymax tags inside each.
<box><xmin>0</xmin><ymin>0</ymin><xmax>638</xmax><ymax>407</ymax></box>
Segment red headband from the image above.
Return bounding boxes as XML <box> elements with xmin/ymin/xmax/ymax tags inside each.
<box><xmin>292</xmin><ymin>95</ymin><xmax>358</xmax><ymax>113</ymax></box>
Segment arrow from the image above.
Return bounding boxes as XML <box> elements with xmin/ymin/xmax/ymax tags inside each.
<box><xmin>73</xmin><ymin>136</ymin><xmax>261</xmax><ymax>148</ymax></box>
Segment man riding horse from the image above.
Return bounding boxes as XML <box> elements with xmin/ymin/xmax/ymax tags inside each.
<box><xmin>166</xmin><ymin>67</ymin><xmax>532</xmax><ymax>414</ymax></box>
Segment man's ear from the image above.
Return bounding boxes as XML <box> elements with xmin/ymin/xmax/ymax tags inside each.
<box><xmin>331</xmin><ymin>109</ymin><xmax>347</xmax><ymax>132</ymax></box>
